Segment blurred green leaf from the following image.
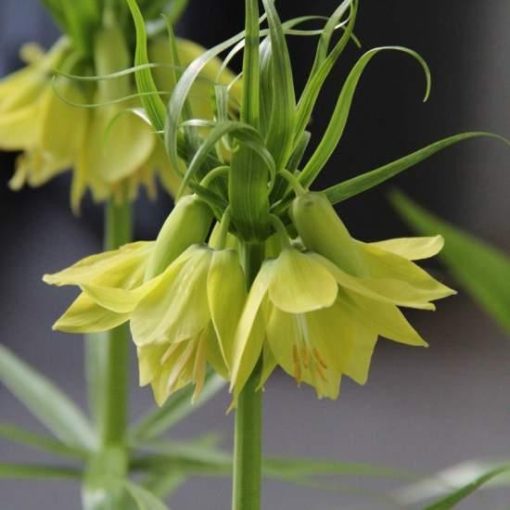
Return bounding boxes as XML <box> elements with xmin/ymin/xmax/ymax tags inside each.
<box><xmin>423</xmin><ymin>465</ymin><xmax>510</xmax><ymax>510</ymax></box>
<box><xmin>126</xmin><ymin>0</ymin><xmax>167</xmax><ymax>132</ymax></box>
<box><xmin>324</xmin><ymin>133</ymin><xmax>506</xmax><ymax>205</ymax></box>
<box><xmin>0</xmin><ymin>424</ymin><xmax>86</xmax><ymax>459</ymax></box>
<box><xmin>300</xmin><ymin>46</ymin><xmax>431</xmax><ymax>188</ymax></box>
<box><xmin>130</xmin><ymin>373</ymin><xmax>225</xmax><ymax>442</ymax></box>
<box><xmin>0</xmin><ymin>463</ymin><xmax>81</xmax><ymax>480</ymax></box>
<box><xmin>391</xmin><ymin>192</ymin><xmax>510</xmax><ymax>334</ymax></box>
<box><xmin>0</xmin><ymin>344</ymin><xmax>96</xmax><ymax>450</ymax></box>
<box><xmin>124</xmin><ymin>481</ymin><xmax>170</xmax><ymax>510</ymax></box>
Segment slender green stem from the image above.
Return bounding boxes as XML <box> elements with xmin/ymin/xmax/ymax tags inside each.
<box><xmin>101</xmin><ymin>199</ymin><xmax>132</xmax><ymax>447</ymax></box>
<box><xmin>232</xmin><ymin>242</ymin><xmax>264</xmax><ymax>510</ymax></box>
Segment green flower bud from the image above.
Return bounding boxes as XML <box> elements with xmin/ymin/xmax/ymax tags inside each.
<box><xmin>291</xmin><ymin>192</ymin><xmax>365</xmax><ymax>276</ymax></box>
<box><xmin>144</xmin><ymin>195</ymin><xmax>213</xmax><ymax>280</ymax></box>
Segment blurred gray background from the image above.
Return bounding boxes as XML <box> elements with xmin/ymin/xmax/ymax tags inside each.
<box><xmin>1</xmin><ymin>1</ymin><xmax>510</xmax><ymax>509</ymax></box>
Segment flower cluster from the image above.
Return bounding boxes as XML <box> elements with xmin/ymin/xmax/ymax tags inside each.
<box><xmin>45</xmin><ymin>191</ymin><xmax>454</xmax><ymax>404</ymax></box>
<box><xmin>0</xmin><ymin>32</ymin><xmax>239</xmax><ymax>211</ymax></box>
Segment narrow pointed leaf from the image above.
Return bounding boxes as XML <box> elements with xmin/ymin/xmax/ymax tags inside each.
<box><xmin>424</xmin><ymin>465</ymin><xmax>510</xmax><ymax>510</ymax></box>
<box><xmin>391</xmin><ymin>192</ymin><xmax>510</xmax><ymax>334</ymax></box>
<box><xmin>0</xmin><ymin>463</ymin><xmax>81</xmax><ymax>480</ymax></box>
<box><xmin>324</xmin><ymin>133</ymin><xmax>507</xmax><ymax>204</ymax></box>
<box><xmin>0</xmin><ymin>344</ymin><xmax>96</xmax><ymax>449</ymax></box>
<box><xmin>124</xmin><ymin>481</ymin><xmax>170</xmax><ymax>510</ymax></box>
<box><xmin>0</xmin><ymin>424</ymin><xmax>87</xmax><ymax>459</ymax></box>
<box><xmin>300</xmin><ymin>46</ymin><xmax>431</xmax><ymax>188</ymax></box>
<box><xmin>126</xmin><ymin>0</ymin><xmax>167</xmax><ymax>132</ymax></box>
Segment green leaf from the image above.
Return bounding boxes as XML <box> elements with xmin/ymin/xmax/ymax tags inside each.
<box><xmin>130</xmin><ymin>373</ymin><xmax>225</xmax><ymax>442</ymax></box>
<box><xmin>300</xmin><ymin>46</ymin><xmax>431</xmax><ymax>188</ymax></box>
<box><xmin>0</xmin><ymin>424</ymin><xmax>86</xmax><ymax>459</ymax></box>
<box><xmin>126</xmin><ymin>0</ymin><xmax>167</xmax><ymax>132</ymax></box>
<box><xmin>423</xmin><ymin>465</ymin><xmax>510</xmax><ymax>510</ymax></box>
<box><xmin>263</xmin><ymin>457</ymin><xmax>412</xmax><ymax>483</ymax></box>
<box><xmin>261</xmin><ymin>0</ymin><xmax>296</xmax><ymax>172</ymax></box>
<box><xmin>124</xmin><ymin>481</ymin><xmax>170</xmax><ymax>510</ymax></box>
<box><xmin>0</xmin><ymin>463</ymin><xmax>81</xmax><ymax>480</ymax></box>
<box><xmin>178</xmin><ymin>120</ymin><xmax>275</xmax><ymax>196</ymax></box>
<box><xmin>324</xmin><ymin>133</ymin><xmax>507</xmax><ymax>205</ymax></box>
<box><xmin>293</xmin><ymin>0</ymin><xmax>357</xmax><ymax>146</ymax></box>
<box><xmin>390</xmin><ymin>191</ymin><xmax>510</xmax><ymax>334</ymax></box>
<box><xmin>0</xmin><ymin>344</ymin><xmax>96</xmax><ymax>450</ymax></box>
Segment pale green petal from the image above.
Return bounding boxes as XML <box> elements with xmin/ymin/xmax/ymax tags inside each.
<box><xmin>207</xmin><ymin>250</ymin><xmax>246</xmax><ymax>368</ymax></box>
<box><xmin>230</xmin><ymin>264</ymin><xmax>273</xmax><ymax>395</ymax></box>
<box><xmin>52</xmin><ymin>293</ymin><xmax>129</xmax><ymax>333</ymax></box>
<box><xmin>258</xmin><ymin>345</ymin><xmax>277</xmax><ymax>390</ymax></box>
<box><xmin>81</xmin><ymin>274</ymin><xmax>162</xmax><ymax>314</ymax></box>
<box><xmin>37</xmin><ymin>82</ymin><xmax>89</xmax><ymax>166</ymax></box>
<box><xmin>84</xmin><ymin>104</ymin><xmax>155</xmax><ymax>184</ymax></box>
<box><xmin>266</xmin><ymin>307</ymin><xmax>342</xmax><ymax>399</ymax></box>
<box><xmin>130</xmin><ymin>248</ymin><xmax>212</xmax><ymax>346</ymax></box>
<box><xmin>304</xmin><ymin>302</ymin><xmax>377</xmax><ymax>386</ymax></box>
<box><xmin>313</xmin><ymin>254</ymin><xmax>452</xmax><ymax>310</ymax></box>
<box><xmin>361</xmin><ymin>242</ymin><xmax>456</xmax><ymax>301</ymax></box>
<box><xmin>203</xmin><ymin>323</ymin><xmax>228</xmax><ymax>379</ymax></box>
<box><xmin>137</xmin><ymin>343</ymin><xmax>168</xmax><ymax>386</ymax></box>
<box><xmin>339</xmin><ymin>289</ymin><xmax>427</xmax><ymax>347</ymax></box>
<box><xmin>43</xmin><ymin>242</ymin><xmax>152</xmax><ymax>287</ymax></box>
<box><xmin>0</xmin><ymin>104</ymin><xmax>41</xmax><ymax>150</ymax></box>
<box><xmin>368</xmin><ymin>236</ymin><xmax>444</xmax><ymax>260</ymax></box>
<box><xmin>268</xmin><ymin>249</ymin><xmax>338</xmax><ymax>313</ymax></box>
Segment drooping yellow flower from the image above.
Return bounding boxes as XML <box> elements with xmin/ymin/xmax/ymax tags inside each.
<box><xmin>229</xmin><ymin>193</ymin><xmax>455</xmax><ymax>400</ymax></box>
<box><xmin>44</xmin><ymin>196</ymin><xmax>247</xmax><ymax>404</ymax></box>
<box><xmin>1</xmin><ymin>33</ymin><xmax>240</xmax><ymax>211</ymax></box>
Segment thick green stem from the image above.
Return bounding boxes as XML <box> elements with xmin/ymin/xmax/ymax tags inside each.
<box><xmin>232</xmin><ymin>243</ymin><xmax>264</xmax><ymax>510</ymax></box>
<box><xmin>100</xmin><ymin>199</ymin><xmax>132</xmax><ymax>447</ymax></box>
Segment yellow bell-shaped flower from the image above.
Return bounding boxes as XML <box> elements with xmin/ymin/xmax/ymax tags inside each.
<box><xmin>2</xmin><ymin>31</ymin><xmax>240</xmax><ymax>211</ymax></box>
<box><xmin>44</xmin><ymin>196</ymin><xmax>248</xmax><ymax>405</ymax></box>
<box><xmin>230</xmin><ymin>196</ymin><xmax>455</xmax><ymax>400</ymax></box>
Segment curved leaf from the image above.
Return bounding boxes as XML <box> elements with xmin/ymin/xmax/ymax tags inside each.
<box><xmin>0</xmin><ymin>345</ymin><xmax>96</xmax><ymax>450</ymax></box>
<box><xmin>324</xmin><ymin>132</ymin><xmax>507</xmax><ymax>204</ymax></box>
<box><xmin>300</xmin><ymin>46</ymin><xmax>431</xmax><ymax>188</ymax></box>
<box><xmin>0</xmin><ymin>463</ymin><xmax>81</xmax><ymax>480</ymax></box>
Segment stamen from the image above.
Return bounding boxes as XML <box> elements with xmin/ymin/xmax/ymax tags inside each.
<box><xmin>313</xmin><ymin>348</ymin><xmax>328</xmax><ymax>369</ymax></box>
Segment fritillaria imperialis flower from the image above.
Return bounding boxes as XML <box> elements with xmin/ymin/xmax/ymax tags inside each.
<box><xmin>0</xmin><ymin>32</ymin><xmax>239</xmax><ymax>212</ymax></box>
<box><xmin>45</xmin><ymin>192</ymin><xmax>454</xmax><ymax>404</ymax></box>
<box><xmin>230</xmin><ymin>193</ymin><xmax>455</xmax><ymax>399</ymax></box>
<box><xmin>44</xmin><ymin>196</ymin><xmax>246</xmax><ymax>404</ymax></box>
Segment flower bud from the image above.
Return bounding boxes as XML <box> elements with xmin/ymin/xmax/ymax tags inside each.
<box><xmin>144</xmin><ymin>195</ymin><xmax>213</xmax><ymax>280</ymax></box>
<box><xmin>291</xmin><ymin>192</ymin><xmax>365</xmax><ymax>276</ymax></box>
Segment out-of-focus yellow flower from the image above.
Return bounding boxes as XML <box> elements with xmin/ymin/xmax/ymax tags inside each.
<box><xmin>229</xmin><ymin>193</ymin><xmax>455</xmax><ymax>400</ymax></box>
<box><xmin>1</xmin><ymin>32</ymin><xmax>240</xmax><ymax>212</ymax></box>
<box><xmin>44</xmin><ymin>195</ymin><xmax>247</xmax><ymax>404</ymax></box>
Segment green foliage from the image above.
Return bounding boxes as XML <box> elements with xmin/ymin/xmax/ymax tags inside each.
<box><xmin>423</xmin><ymin>465</ymin><xmax>510</xmax><ymax>510</ymax></box>
<box><xmin>391</xmin><ymin>192</ymin><xmax>510</xmax><ymax>334</ymax></box>
<box><xmin>0</xmin><ymin>345</ymin><xmax>96</xmax><ymax>449</ymax></box>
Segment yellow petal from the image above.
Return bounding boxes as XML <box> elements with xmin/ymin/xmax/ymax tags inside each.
<box><xmin>367</xmin><ymin>236</ymin><xmax>444</xmax><ymax>261</ymax></box>
<box><xmin>266</xmin><ymin>307</ymin><xmax>342</xmax><ymax>399</ymax></box>
<box><xmin>339</xmin><ymin>289</ymin><xmax>427</xmax><ymax>347</ymax></box>
<box><xmin>84</xmin><ymin>104</ymin><xmax>155</xmax><ymax>184</ymax></box>
<box><xmin>313</xmin><ymin>254</ymin><xmax>451</xmax><ymax>310</ymax></box>
<box><xmin>268</xmin><ymin>249</ymin><xmax>338</xmax><ymax>313</ymax></box>
<box><xmin>43</xmin><ymin>242</ymin><xmax>152</xmax><ymax>287</ymax></box>
<box><xmin>207</xmin><ymin>250</ymin><xmax>246</xmax><ymax>368</ymax></box>
<box><xmin>230</xmin><ymin>264</ymin><xmax>272</xmax><ymax>395</ymax></box>
<box><xmin>137</xmin><ymin>343</ymin><xmax>168</xmax><ymax>386</ymax></box>
<box><xmin>0</xmin><ymin>103</ymin><xmax>41</xmax><ymax>150</ymax></box>
<box><xmin>130</xmin><ymin>248</ymin><xmax>212</xmax><ymax>346</ymax></box>
<box><xmin>52</xmin><ymin>293</ymin><xmax>129</xmax><ymax>333</ymax></box>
